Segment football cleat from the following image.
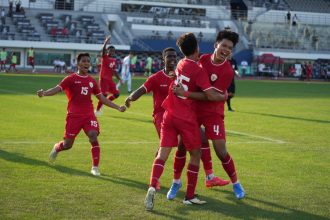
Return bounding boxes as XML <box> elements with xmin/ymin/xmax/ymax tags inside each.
<box><xmin>166</xmin><ymin>182</ymin><xmax>182</xmax><ymax>200</ymax></box>
<box><xmin>90</xmin><ymin>167</ymin><xmax>100</xmax><ymax>176</ymax></box>
<box><xmin>183</xmin><ymin>195</ymin><xmax>207</xmax><ymax>205</ymax></box>
<box><xmin>233</xmin><ymin>182</ymin><xmax>245</xmax><ymax>199</ymax></box>
<box><xmin>145</xmin><ymin>187</ymin><xmax>156</xmax><ymax>211</ymax></box>
<box><xmin>49</xmin><ymin>144</ymin><xmax>58</xmax><ymax>163</ymax></box>
<box><xmin>205</xmin><ymin>176</ymin><xmax>230</xmax><ymax>188</ymax></box>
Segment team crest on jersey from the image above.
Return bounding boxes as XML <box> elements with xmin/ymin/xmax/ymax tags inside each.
<box><xmin>89</xmin><ymin>82</ymin><xmax>93</xmax><ymax>88</ymax></box>
<box><xmin>109</xmin><ymin>62</ymin><xmax>115</xmax><ymax>68</ymax></box>
<box><xmin>210</xmin><ymin>74</ymin><xmax>218</xmax><ymax>81</ymax></box>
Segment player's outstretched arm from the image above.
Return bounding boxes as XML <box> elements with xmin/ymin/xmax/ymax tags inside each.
<box><xmin>102</xmin><ymin>35</ymin><xmax>111</xmax><ymax>56</ymax></box>
<box><xmin>37</xmin><ymin>86</ymin><xmax>62</xmax><ymax>98</ymax></box>
<box><xmin>114</xmin><ymin>71</ymin><xmax>122</xmax><ymax>84</ymax></box>
<box><xmin>96</xmin><ymin>94</ymin><xmax>126</xmax><ymax>112</ymax></box>
<box><xmin>124</xmin><ymin>86</ymin><xmax>146</xmax><ymax>108</ymax></box>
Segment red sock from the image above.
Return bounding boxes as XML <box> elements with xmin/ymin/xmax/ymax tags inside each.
<box><xmin>150</xmin><ymin>158</ymin><xmax>165</xmax><ymax>188</ymax></box>
<box><xmin>173</xmin><ymin>149</ymin><xmax>186</xmax><ymax>180</ymax></box>
<box><xmin>55</xmin><ymin>141</ymin><xmax>64</xmax><ymax>152</ymax></box>
<box><xmin>186</xmin><ymin>163</ymin><xmax>199</xmax><ymax>200</ymax></box>
<box><xmin>91</xmin><ymin>141</ymin><xmax>100</xmax><ymax>167</ymax></box>
<box><xmin>96</xmin><ymin>101</ymin><xmax>103</xmax><ymax>111</ymax></box>
<box><xmin>201</xmin><ymin>141</ymin><xmax>213</xmax><ymax>176</ymax></box>
<box><xmin>221</xmin><ymin>153</ymin><xmax>237</xmax><ymax>183</ymax></box>
<box><xmin>108</xmin><ymin>95</ymin><xmax>116</xmax><ymax>101</ymax></box>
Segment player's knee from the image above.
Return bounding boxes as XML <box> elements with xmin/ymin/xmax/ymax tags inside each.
<box><xmin>88</xmin><ymin>131</ymin><xmax>98</xmax><ymax>142</ymax></box>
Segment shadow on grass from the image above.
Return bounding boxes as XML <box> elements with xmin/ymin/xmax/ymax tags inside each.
<box><xmin>100</xmin><ymin>176</ymin><xmax>327</xmax><ymax>220</ymax></box>
<box><xmin>239</xmin><ymin>111</ymin><xmax>330</xmax><ymax>124</ymax></box>
<box><xmin>0</xmin><ymin>149</ymin><xmax>91</xmax><ymax>177</ymax></box>
<box><xmin>1</xmin><ymin>150</ymin><xmax>327</xmax><ymax>219</ymax></box>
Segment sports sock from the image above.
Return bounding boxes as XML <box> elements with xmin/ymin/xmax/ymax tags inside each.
<box><xmin>221</xmin><ymin>153</ymin><xmax>237</xmax><ymax>183</ymax></box>
<box><xmin>227</xmin><ymin>97</ymin><xmax>232</xmax><ymax>109</ymax></box>
<box><xmin>201</xmin><ymin>141</ymin><xmax>213</xmax><ymax>177</ymax></box>
<box><xmin>55</xmin><ymin>141</ymin><xmax>64</xmax><ymax>152</ymax></box>
<box><xmin>150</xmin><ymin>158</ymin><xmax>165</xmax><ymax>188</ymax></box>
<box><xmin>90</xmin><ymin>141</ymin><xmax>100</xmax><ymax>167</ymax></box>
<box><xmin>173</xmin><ymin>149</ymin><xmax>186</xmax><ymax>180</ymax></box>
<box><xmin>186</xmin><ymin>163</ymin><xmax>199</xmax><ymax>200</ymax></box>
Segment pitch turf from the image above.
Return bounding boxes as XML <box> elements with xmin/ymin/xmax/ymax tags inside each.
<box><xmin>0</xmin><ymin>73</ymin><xmax>329</xmax><ymax>219</ymax></box>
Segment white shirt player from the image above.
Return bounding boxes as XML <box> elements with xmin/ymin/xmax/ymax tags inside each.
<box><xmin>121</xmin><ymin>55</ymin><xmax>131</xmax><ymax>81</ymax></box>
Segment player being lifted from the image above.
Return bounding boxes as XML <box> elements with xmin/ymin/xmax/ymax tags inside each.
<box><xmin>125</xmin><ymin>47</ymin><xmax>229</xmax><ymax>193</ymax></box>
<box><xmin>37</xmin><ymin>53</ymin><xmax>126</xmax><ymax>176</ymax></box>
<box><xmin>144</xmin><ymin>33</ymin><xmax>228</xmax><ymax>211</ymax></box>
<box><xmin>95</xmin><ymin>35</ymin><xmax>122</xmax><ymax>116</ymax></box>
<box><xmin>173</xmin><ymin>30</ymin><xmax>245</xmax><ymax>199</ymax></box>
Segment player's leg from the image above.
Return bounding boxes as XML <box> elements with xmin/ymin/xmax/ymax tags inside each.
<box><xmin>167</xmin><ymin>138</ymin><xmax>186</xmax><ymax>200</ymax></box>
<box><xmin>95</xmin><ymin>79</ymin><xmax>108</xmax><ymax>114</ymax></box>
<box><xmin>87</xmin><ymin>130</ymin><xmax>101</xmax><ymax>176</ymax></box>
<box><xmin>127</xmin><ymin>73</ymin><xmax>132</xmax><ymax>93</ymax></box>
<box><xmin>107</xmin><ymin>81</ymin><xmax>120</xmax><ymax>101</ymax></box>
<box><xmin>212</xmin><ymin>139</ymin><xmax>245</xmax><ymax>199</ymax></box>
<box><xmin>200</xmin><ymin>128</ymin><xmax>230</xmax><ymax>188</ymax></box>
<box><xmin>49</xmin><ymin>138</ymin><xmax>75</xmax><ymax>163</ymax></box>
<box><xmin>83</xmin><ymin>115</ymin><xmax>100</xmax><ymax>176</ymax></box>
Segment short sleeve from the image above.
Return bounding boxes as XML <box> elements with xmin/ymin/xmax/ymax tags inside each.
<box><xmin>59</xmin><ymin>76</ymin><xmax>71</xmax><ymax>91</ymax></box>
<box><xmin>143</xmin><ymin>75</ymin><xmax>155</xmax><ymax>93</ymax></box>
<box><xmin>196</xmin><ymin>68</ymin><xmax>212</xmax><ymax>91</ymax></box>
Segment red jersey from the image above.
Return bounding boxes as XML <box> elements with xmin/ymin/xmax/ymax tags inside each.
<box><xmin>59</xmin><ymin>73</ymin><xmax>101</xmax><ymax>116</ymax></box>
<box><xmin>197</xmin><ymin>54</ymin><xmax>234</xmax><ymax>117</ymax></box>
<box><xmin>100</xmin><ymin>55</ymin><xmax>116</xmax><ymax>80</ymax></box>
<box><xmin>162</xmin><ymin>58</ymin><xmax>212</xmax><ymax>122</ymax></box>
<box><xmin>143</xmin><ymin>69</ymin><xmax>172</xmax><ymax>117</ymax></box>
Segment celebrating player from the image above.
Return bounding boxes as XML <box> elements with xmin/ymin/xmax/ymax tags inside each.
<box><xmin>95</xmin><ymin>35</ymin><xmax>122</xmax><ymax>116</ymax></box>
<box><xmin>37</xmin><ymin>53</ymin><xmax>126</xmax><ymax>176</ymax></box>
<box><xmin>144</xmin><ymin>33</ymin><xmax>227</xmax><ymax>211</ymax></box>
<box><xmin>173</xmin><ymin>30</ymin><xmax>245</xmax><ymax>199</ymax></box>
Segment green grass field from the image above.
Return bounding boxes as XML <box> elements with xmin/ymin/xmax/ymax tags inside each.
<box><xmin>0</xmin><ymin>73</ymin><xmax>329</xmax><ymax>220</ymax></box>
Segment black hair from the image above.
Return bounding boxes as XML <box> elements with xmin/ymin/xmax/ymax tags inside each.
<box><xmin>77</xmin><ymin>53</ymin><xmax>90</xmax><ymax>62</ymax></box>
<box><xmin>162</xmin><ymin>47</ymin><xmax>176</xmax><ymax>58</ymax></box>
<box><xmin>107</xmin><ymin>45</ymin><xmax>115</xmax><ymax>50</ymax></box>
<box><xmin>176</xmin><ymin>33</ymin><xmax>197</xmax><ymax>56</ymax></box>
<box><xmin>216</xmin><ymin>30</ymin><xmax>239</xmax><ymax>47</ymax></box>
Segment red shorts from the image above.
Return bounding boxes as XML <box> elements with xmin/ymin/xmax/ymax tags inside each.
<box><xmin>100</xmin><ymin>78</ymin><xmax>118</xmax><ymax>95</ymax></box>
<box><xmin>0</xmin><ymin>61</ymin><xmax>5</xmax><ymax>65</ymax></box>
<box><xmin>153</xmin><ymin>111</ymin><xmax>164</xmax><ymax>138</ymax></box>
<box><xmin>10</xmin><ymin>64</ymin><xmax>16</xmax><ymax>68</ymax></box>
<box><xmin>64</xmin><ymin>114</ymin><xmax>100</xmax><ymax>139</ymax></box>
<box><xmin>160</xmin><ymin>111</ymin><xmax>201</xmax><ymax>150</ymax></box>
<box><xmin>28</xmin><ymin>57</ymin><xmax>34</xmax><ymax>65</ymax></box>
<box><xmin>198</xmin><ymin>115</ymin><xmax>226</xmax><ymax>140</ymax></box>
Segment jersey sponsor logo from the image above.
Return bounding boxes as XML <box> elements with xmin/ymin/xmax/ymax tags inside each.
<box><xmin>89</xmin><ymin>82</ymin><xmax>93</xmax><ymax>88</ymax></box>
<box><xmin>74</xmin><ymin>81</ymin><xmax>81</xmax><ymax>84</ymax></box>
<box><xmin>160</xmin><ymin>84</ymin><xmax>168</xmax><ymax>87</ymax></box>
<box><xmin>210</xmin><ymin>74</ymin><xmax>217</xmax><ymax>82</ymax></box>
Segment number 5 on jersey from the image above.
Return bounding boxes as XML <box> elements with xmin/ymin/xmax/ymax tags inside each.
<box><xmin>174</xmin><ymin>71</ymin><xmax>190</xmax><ymax>99</ymax></box>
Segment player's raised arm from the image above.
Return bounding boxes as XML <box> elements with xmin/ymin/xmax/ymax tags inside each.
<box><xmin>37</xmin><ymin>85</ymin><xmax>62</xmax><ymax>98</ymax></box>
<box><xmin>102</xmin><ymin>35</ymin><xmax>111</xmax><ymax>56</ymax></box>
<box><xmin>96</xmin><ymin>93</ymin><xmax>126</xmax><ymax>112</ymax></box>
<box><xmin>124</xmin><ymin>86</ymin><xmax>147</xmax><ymax>108</ymax></box>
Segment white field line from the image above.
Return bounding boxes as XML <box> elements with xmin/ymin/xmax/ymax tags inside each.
<box><xmin>1</xmin><ymin>88</ymin><xmax>286</xmax><ymax>144</ymax></box>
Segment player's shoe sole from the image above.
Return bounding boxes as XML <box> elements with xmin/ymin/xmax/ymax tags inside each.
<box><xmin>183</xmin><ymin>196</ymin><xmax>207</xmax><ymax>205</ymax></box>
<box><xmin>145</xmin><ymin>187</ymin><xmax>156</xmax><ymax>211</ymax></box>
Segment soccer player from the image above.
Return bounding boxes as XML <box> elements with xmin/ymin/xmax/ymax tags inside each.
<box><xmin>126</xmin><ymin>47</ymin><xmax>229</xmax><ymax>192</ymax></box>
<box><xmin>116</xmin><ymin>51</ymin><xmax>133</xmax><ymax>94</ymax></box>
<box><xmin>95</xmin><ymin>36</ymin><xmax>122</xmax><ymax>116</ymax></box>
<box><xmin>7</xmin><ymin>52</ymin><xmax>17</xmax><ymax>72</ymax></box>
<box><xmin>144</xmin><ymin>33</ymin><xmax>228</xmax><ymax>210</ymax></box>
<box><xmin>28</xmin><ymin>47</ymin><xmax>36</xmax><ymax>73</ymax></box>
<box><xmin>227</xmin><ymin>55</ymin><xmax>240</xmax><ymax>111</ymax></box>
<box><xmin>0</xmin><ymin>48</ymin><xmax>7</xmax><ymax>72</ymax></box>
<box><xmin>36</xmin><ymin>53</ymin><xmax>126</xmax><ymax>176</ymax></box>
<box><xmin>173</xmin><ymin>30</ymin><xmax>245</xmax><ymax>199</ymax></box>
